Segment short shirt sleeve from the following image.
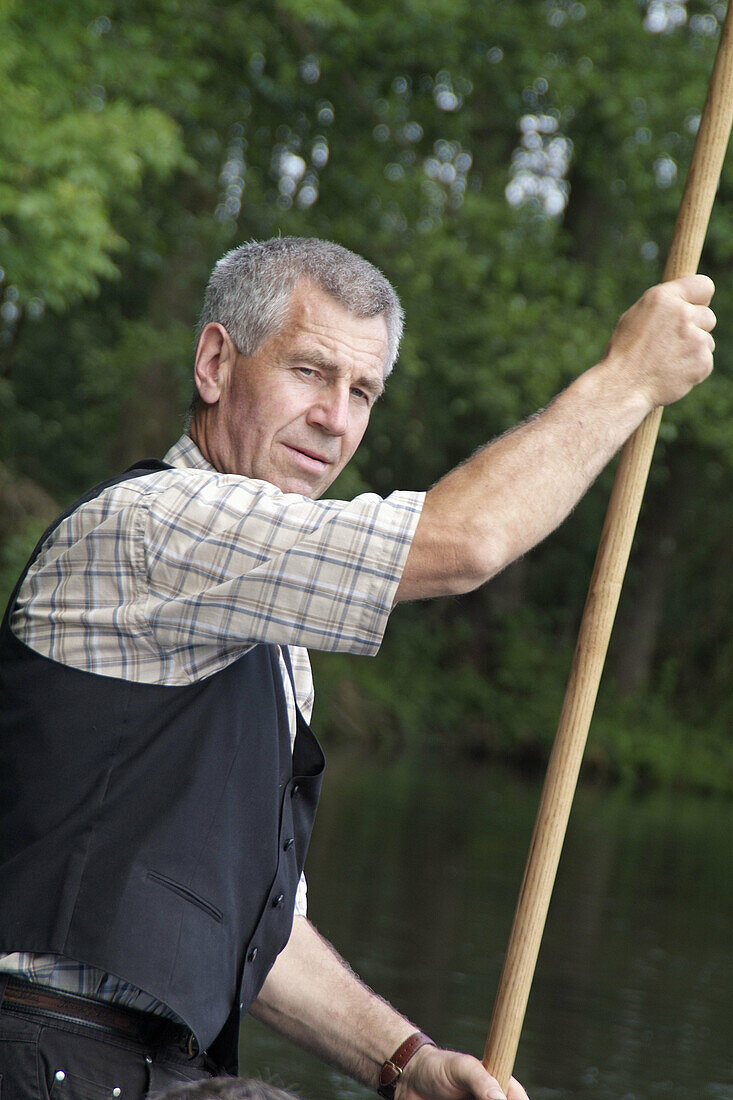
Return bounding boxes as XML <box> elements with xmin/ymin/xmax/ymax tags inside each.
<box><xmin>140</xmin><ymin>470</ymin><xmax>424</xmax><ymax>678</ymax></box>
<box><xmin>12</xmin><ymin>459</ymin><xmax>424</xmax><ymax>685</ymax></box>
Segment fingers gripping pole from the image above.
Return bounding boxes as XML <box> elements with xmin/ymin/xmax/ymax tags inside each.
<box><xmin>483</xmin><ymin>8</ymin><xmax>733</xmax><ymax>1093</ymax></box>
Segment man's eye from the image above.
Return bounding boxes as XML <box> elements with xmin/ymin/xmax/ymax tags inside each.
<box><xmin>297</xmin><ymin>367</ymin><xmax>317</xmax><ymax>379</ymax></box>
<box><xmin>351</xmin><ymin>388</ymin><xmax>370</xmax><ymax>403</ymax></box>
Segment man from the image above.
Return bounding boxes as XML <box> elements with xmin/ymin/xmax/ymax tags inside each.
<box><xmin>0</xmin><ymin>238</ymin><xmax>714</xmax><ymax>1100</ymax></box>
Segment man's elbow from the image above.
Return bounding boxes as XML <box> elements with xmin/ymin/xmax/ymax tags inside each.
<box><xmin>448</xmin><ymin>532</ymin><xmax>510</xmax><ymax>595</ymax></box>
<box><xmin>397</xmin><ymin>521</ymin><xmax>509</xmax><ymax>601</ymax></box>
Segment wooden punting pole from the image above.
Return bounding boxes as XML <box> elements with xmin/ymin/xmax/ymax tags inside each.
<box><xmin>483</xmin><ymin>7</ymin><xmax>733</xmax><ymax>1092</ymax></box>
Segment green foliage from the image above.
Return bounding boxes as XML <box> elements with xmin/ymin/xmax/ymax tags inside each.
<box><xmin>1</xmin><ymin>0</ymin><xmax>731</xmax><ymax>791</ymax></box>
<box><xmin>0</xmin><ymin>0</ymin><xmax>188</xmax><ymax>310</ymax></box>
<box><xmin>590</xmin><ymin>685</ymin><xmax>733</xmax><ymax>795</ymax></box>
<box><xmin>0</xmin><ymin>518</ymin><xmax>47</xmax><ymax>616</ymax></box>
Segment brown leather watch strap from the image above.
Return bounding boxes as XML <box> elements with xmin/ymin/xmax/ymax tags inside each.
<box><xmin>377</xmin><ymin>1030</ymin><xmax>435</xmax><ymax>1100</ymax></box>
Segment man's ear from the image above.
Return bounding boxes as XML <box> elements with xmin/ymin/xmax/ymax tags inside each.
<box><xmin>193</xmin><ymin>323</ymin><xmax>238</xmax><ymax>405</ymax></box>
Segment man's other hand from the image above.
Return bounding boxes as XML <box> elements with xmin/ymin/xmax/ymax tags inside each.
<box><xmin>397</xmin><ymin>1044</ymin><xmax>530</xmax><ymax>1100</ymax></box>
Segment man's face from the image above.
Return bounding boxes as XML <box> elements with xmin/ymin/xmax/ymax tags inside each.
<box><xmin>201</xmin><ymin>280</ymin><xmax>388</xmax><ymax>497</ymax></box>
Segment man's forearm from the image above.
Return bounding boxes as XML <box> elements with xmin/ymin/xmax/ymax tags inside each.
<box><xmin>396</xmin><ymin>277</ymin><xmax>715</xmax><ymax>602</ymax></box>
<box><xmin>398</xmin><ymin>358</ymin><xmax>648</xmax><ymax>600</ymax></box>
<box><xmin>250</xmin><ymin>915</ymin><xmax>416</xmax><ymax>1088</ymax></box>
<box><xmin>250</xmin><ymin>916</ymin><xmax>528</xmax><ymax>1100</ymax></box>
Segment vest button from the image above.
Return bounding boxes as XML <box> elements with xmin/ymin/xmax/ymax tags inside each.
<box><xmin>291</xmin><ymin>784</ymin><xmax>300</xmax><ymax>798</ymax></box>
<box><xmin>272</xmin><ymin>893</ymin><xmax>285</xmax><ymax>909</ymax></box>
<box><xmin>248</xmin><ymin>946</ymin><xmax>258</xmax><ymax>962</ymax></box>
<box><xmin>283</xmin><ymin>837</ymin><xmax>295</xmax><ymax>851</ymax></box>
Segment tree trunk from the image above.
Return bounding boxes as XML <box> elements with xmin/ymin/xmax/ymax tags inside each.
<box><xmin>608</xmin><ymin>483</ymin><xmax>679</xmax><ymax>694</ymax></box>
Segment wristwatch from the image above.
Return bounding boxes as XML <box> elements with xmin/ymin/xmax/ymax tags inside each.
<box><xmin>377</xmin><ymin>1031</ymin><xmax>436</xmax><ymax>1100</ymax></box>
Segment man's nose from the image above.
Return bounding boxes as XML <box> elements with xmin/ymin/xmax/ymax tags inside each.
<box><xmin>307</xmin><ymin>387</ymin><xmax>350</xmax><ymax>436</ymax></box>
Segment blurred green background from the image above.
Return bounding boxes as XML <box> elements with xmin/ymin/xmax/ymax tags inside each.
<box><xmin>1</xmin><ymin>0</ymin><xmax>731</xmax><ymax>792</ymax></box>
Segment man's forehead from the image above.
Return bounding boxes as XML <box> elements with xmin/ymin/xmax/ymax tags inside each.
<box><xmin>282</xmin><ymin>280</ymin><xmax>389</xmax><ymax>374</ymax></box>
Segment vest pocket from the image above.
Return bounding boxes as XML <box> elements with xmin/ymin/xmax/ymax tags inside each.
<box><xmin>49</xmin><ymin>1069</ymin><xmax>116</xmax><ymax>1099</ymax></box>
<box><xmin>147</xmin><ymin>870</ymin><xmax>223</xmax><ymax>923</ymax></box>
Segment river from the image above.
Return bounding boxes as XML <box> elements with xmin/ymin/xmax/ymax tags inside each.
<box><xmin>239</xmin><ymin>750</ymin><xmax>732</xmax><ymax>1099</ymax></box>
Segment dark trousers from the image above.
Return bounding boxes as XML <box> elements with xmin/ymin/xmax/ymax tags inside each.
<box><xmin>0</xmin><ymin>991</ymin><xmax>222</xmax><ymax>1099</ymax></box>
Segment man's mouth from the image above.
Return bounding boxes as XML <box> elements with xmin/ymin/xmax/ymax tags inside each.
<box><xmin>282</xmin><ymin>443</ymin><xmax>333</xmax><ymax>471</ymax></box>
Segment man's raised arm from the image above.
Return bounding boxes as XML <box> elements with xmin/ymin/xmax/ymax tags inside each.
<box><xmin>396</xmin><ymin>275</ymin><xmax>715</xmax><ymax>603</ymax></box>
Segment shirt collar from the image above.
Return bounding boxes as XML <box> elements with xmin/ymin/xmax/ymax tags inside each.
<box><xmin>163</xmin><ymin>434</ymin><xmax>216</xmax><ymax>473</ymax></box>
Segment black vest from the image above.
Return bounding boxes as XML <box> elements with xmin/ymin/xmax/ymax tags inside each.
<box><xmin>0</xmin><ymin>462</ymin><xmax>325</xmax><ymax>1070</ymax></box>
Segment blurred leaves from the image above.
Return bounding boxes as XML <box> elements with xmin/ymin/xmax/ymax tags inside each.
<box><xmin>0</xmin><ymin>0</ymin><xmax>188</xmax><ymax>309</ymax></box>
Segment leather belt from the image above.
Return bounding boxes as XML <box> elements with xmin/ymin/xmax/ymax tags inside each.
<box><xmin>1</xmin><ymin>976</ymin><xmax>198</xmax><ymax>1056</ymax></box>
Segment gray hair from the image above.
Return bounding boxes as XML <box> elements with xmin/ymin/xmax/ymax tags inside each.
<box><xmin>151</xmin><ymin>1076</ymin><xmax>300</xmax><ymax>1100</ymax></box>
<box><xmin>195</xmin><ymin>237</ymin><xmax>403</xmax><ymax>376</ymax></box>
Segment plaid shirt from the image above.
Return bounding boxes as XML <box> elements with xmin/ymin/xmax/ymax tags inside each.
<box><xmin>1</xmin><ymin>434</ymin><xmax>423</xmax><ymax>1018</ymax></box>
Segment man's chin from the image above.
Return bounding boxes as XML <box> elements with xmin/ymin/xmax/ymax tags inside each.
<box><xmin>270</xmin><ymin>469</ymin><xmax>332</xmax><ymax>499</ymax></box>
<box><xmin>276</xmin><ymin>455</ymin><xmax>343</xmax><ymax>498</ymax></box>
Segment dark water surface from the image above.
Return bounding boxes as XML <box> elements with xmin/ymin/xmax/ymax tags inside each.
<box><xmin>239</xmin><ymin>751</ymin><xmax>732</xmax><ymax>1100</ymax></box>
